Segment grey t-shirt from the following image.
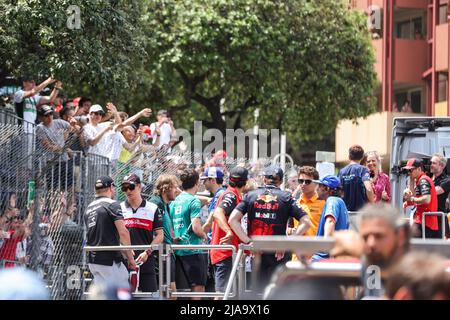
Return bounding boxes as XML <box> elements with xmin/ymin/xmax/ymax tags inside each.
<box><xmin>36</xmin><ymin>119</ymin><xmax>70</xmax><ymax>161</ymax></box>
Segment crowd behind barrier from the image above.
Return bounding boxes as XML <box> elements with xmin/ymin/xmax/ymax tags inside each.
<box><xmin>2</xmin><ymin>82</ymin><xmax>450</xmax><ymax>300</ymax></box>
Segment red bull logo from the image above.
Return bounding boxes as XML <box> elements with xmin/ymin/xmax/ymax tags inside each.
<box><xmin>256</xmin><ymin>194</ymin><xmax>278</xmax><ymax>203</ymax></box>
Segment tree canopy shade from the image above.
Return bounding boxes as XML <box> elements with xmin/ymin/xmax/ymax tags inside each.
<box><xmin>0</xmin><ymin>0</ymin><xmax>377</xmax><ymax>143</ymax></box>
<box><xmin>0</xmin><ymin>0</ymin><xmax>146</xmax><ymax>101</ymax></box>
<box><xmin>144</xmin><ymin>0</ymin><xmax>377</xmax><ymax>141</ymax></box>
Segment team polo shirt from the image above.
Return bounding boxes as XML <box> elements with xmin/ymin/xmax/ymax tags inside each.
<box><xmin>236</xmin><ymin>185</ymin><xmax>307</xmax><ymax>237</ymax></box>
<box><xmin>414</xmin><ymin>173</ymin><xmax>438</xmax><ymax>230</ymax></box>
<box><xmin>121</xmin><ymin>199</ymin><xmax>163</xmax><ymax>273</ymax></box>
<box><xmin>85</xmin><ymin>196</ymin><xmax>124</xmax><ymax>266</ymax></box>
<box><xmin>296</xmin><ymin>193</ymin><xmax>325</xmax><ymax>237</ymax></box>
<box><xmin>149</xmin><ymin>195</ymin><xmax>173</xmax><ymax>245</ymax></box>
<box><xmin>210</xmin><ymin>186</ymin><xmax>242</xmax><ymax>265</ymax></box>
<box><xmin>169</xmin><ymin>192</ymin><xmax>203</xmax><ymax>256</ymax></box>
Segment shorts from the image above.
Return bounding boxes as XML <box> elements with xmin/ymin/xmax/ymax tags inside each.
<box><xmin>413</xmin><ymin>223</ymin><xmax>442</xmax><ymax>239</ymax></box>
<box><xmin>175</xmin><ymin>254</ymin><xmax>207</xmax><ymax>288</ymax></box>
<box><xmin>214</xmin><ymin>256</ymin><xmax>233</xmax><ymax>292</ymax></box>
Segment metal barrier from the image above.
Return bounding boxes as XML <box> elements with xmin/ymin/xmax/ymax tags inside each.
<box><xmin>83</xmin><ymin>244</ymin><xmax>165</xmax><ymax>299</ymax></box>
<box><xmin>222</xmin><ymin>236</ymin><xmax>450</xmax><ymax>300</ymax></box>
<box><xmin>83</xmin><ymin>243</ymin><xmax>238</xmax><ymax>299</ymax></box>
<box><xmin>166</xmin><ymin>244</ymin><xmax>237</xmax><ymax>299</ymax></box>
<box><xmin>422</xmin><ymin>212</ymin><xmax>446</xmax><ymax>240</ymax></box>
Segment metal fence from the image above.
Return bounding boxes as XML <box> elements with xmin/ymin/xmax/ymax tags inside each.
<box><xmin>0</xmin><ymin>107</ymin><xmax>297</xmax><ymax>300</ymax></box>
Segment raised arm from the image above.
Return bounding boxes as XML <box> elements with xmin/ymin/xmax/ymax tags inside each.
<box><xmin>121</xmin><ymin>108</ymin><xmax>152</xmax><ymax>127</ymax></box>
<box><xmin>21</xmin><ymin>77</ymin><xmax>55</xmax><ymax>99</ymax></box>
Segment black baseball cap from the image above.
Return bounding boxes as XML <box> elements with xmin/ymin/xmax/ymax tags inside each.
<box><xmin>230</xmin><ymin>166</ymin><xmax>249</xmax><ymax>182</ymax></box>
<box><xmin>261</xmin><ymin>165</ymin><xmax>284</xmax><ymax>179</ymax></box>
<box><xmin>38</xmin><ymin>105</ymin><xmax>53</xmax><ymax>116</ymax></box>
<box><xmin>95</xmin><ymin>176</ymin><xmax>115</xmax><ymax>190</ymax></box>
<box><xmin>122</xmin><ymin>173</ymin><xmax>141</xmax><ymax>185</ymax></box>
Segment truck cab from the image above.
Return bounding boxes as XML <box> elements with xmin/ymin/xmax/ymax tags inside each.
<box><xmin>390</xmin><ymin>117</ymin><xmax>450</xmax><ymax>210</ymax></box>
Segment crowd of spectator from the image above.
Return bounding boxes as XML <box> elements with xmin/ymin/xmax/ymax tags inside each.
<box><xmin>1</xmin><ymin>77</ymin><xmax>450</xmax><ymax>300</ymax></box>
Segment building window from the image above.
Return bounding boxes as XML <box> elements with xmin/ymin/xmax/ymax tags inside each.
<box><xmin>395</xmin><ymin>89</ymin><xmax>423</xmax><ymax>113</ymax></box>
<box><xmin>438</xmin><ymin>73</ymin><xmax>449</xmax><ymax>103</ymax></box>
<box><xmin>439</xmin><ymin>1</ymin><xmax>448</xmax><ymax>25</ymax></box>
<box><xmin>396</xmin><ymin>17</ymin><xmax>424</xmax><ymax>39</ymax></box>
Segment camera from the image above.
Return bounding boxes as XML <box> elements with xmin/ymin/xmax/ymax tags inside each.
<box><xmin>73</xmin><ymin>115</ymin><xmax>89</xmax><ymax>125</ymax></box>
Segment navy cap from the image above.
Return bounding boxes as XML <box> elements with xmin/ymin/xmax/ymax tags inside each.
<box><xmin>200</xmin><ymin>167</ymin><xmax>224</xmax><ymax>180</ymax></box>
<box><xmin>261</xmin><ymin>165</ymin><xmax>284</xmax><ymax>179</ymax></box>
<box><xmin>230</xmin><ymin>166</ymin><xmax>249</xmax><ymax>182</ymax></box>
<box><xmin>313</xmin><ymin>175</ymin><xmax>341</xmax><ymax>189</ymax></box>
<box><xmin>95</xmin><ymin>176</ymin><xmax>115</xmax><ymax>189</ymax></box>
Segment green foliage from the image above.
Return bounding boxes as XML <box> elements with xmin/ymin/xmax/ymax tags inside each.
<box><xmin>0</xmin><ymin>0</ymin><xmax>146</xmax><ymax>101</ymax></box>
<box><xmin>1</xmin><ymin>0</ymin><xmax>377</xmax><ymax>143</ymax></box>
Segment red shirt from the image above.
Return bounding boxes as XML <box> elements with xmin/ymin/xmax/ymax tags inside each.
<box><xmin>210</xmin><ymin>187</ymin><xmax>242</xmax><ymax>265</ymax></box>
<box><xmin>0</xmin><ymin>230</ymin><xmax>23</xmax><ymax>268</ymax></box>
<box><xmin>413</xmin><ymin>173</ymin><xmax>438</xmax><ymax>230</ymax></box>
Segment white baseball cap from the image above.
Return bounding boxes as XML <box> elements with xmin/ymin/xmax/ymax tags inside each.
<box><xmin>89</xmin><ymin>104</ymin><xmax>104</xmax><ymax>114</ymax></box>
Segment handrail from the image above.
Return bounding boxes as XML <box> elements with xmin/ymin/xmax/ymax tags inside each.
<box><xmin>166</xmin><ymin>244</ymin><xmax>237</xmax><ymax>299</ymax></box>
<box><xmin>422</xmin><ymin>212</ymin><xmax>446</xmax><ymax>240</ymax></box>
<box><xmin>83</xmin><ymin>243</ymin><xmax>165</xmax><ymax>298</ymax></box>
<box><xmin>223</xmin><ymin>248</ymin><xmax>244</xmax><ymax>300</ymax></box>
<box><xmin>249</xmin><ymin>236</ymin><xmax>450</xmax><ymax>257</ymax></box>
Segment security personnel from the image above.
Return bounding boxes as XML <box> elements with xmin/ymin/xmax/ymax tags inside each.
<box><xmin>120</xmin><ymin>173</ymin><xmax>164</xmax><ymax>292</ymax></box>
<box><xmin>85</xmin><ymin>176</ymin><xmax>136</xmax><ymax>286</ymax></box>
<box><xmin>229</xmin><ymin>165</ymin><xmax>311</xmax><ymax>292</ymax></box>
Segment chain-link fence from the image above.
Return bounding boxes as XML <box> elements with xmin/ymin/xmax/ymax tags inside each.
<box><xmin>0</xmin><ymin>107</ymin><xmax>296</xmax><ymax>300</ymax></box>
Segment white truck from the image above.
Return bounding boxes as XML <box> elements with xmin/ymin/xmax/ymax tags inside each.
<box><xmin>390</xmin><ymin>117</ymin><xmax>450</xmax><ymax>238</ymax></box>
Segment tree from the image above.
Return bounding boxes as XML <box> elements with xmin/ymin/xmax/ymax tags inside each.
<box><xmin>143</xmin><ymin>0</ymin><xmax>377</xmax><ymax>142</ymax></box>
<box><xmin>1</xmin><ymin>0</ymin><xmax>377</xmax><ymax>148</ymax></box>
<box><xmin>0</xmin><ymin>0</ymin><xmax>147</xmax><ymax>101</ymax></box>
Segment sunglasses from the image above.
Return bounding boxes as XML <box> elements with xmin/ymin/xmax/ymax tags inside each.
<box><xmin>298</xmin><ymin>179</ymin><xmax>313</xmax><ymax>185</ymax></box>
<box><xmin>121</xmin><ymin>183</ymin><xmax>137</xmax><ymax>192</ymax></box>
<box><xmin>90</xmin><ymin>112</ymin><xmax>104</xmax><ymax>116</ymax></box>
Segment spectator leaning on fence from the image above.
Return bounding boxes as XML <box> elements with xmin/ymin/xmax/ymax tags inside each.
<box><xmin>229</xmin><ymin>165</ymin><xmax>311</xmax><ymax>292</ymax></box>
<box><xmin>169</xmin><ymin>168</ymin><xmax>208</xmax><ymax>299</ymax></box>
<box><xmin>83</xmin><ymin>104</ymin><xmax>114</xmax><ymax>157</ymax></box>
<box><xmin>331</xmin><ymin>203</ymin><xmax>410</xmax><ymax>299</ymax></box>
<box><xmin>150</xmin><ymin>109</ymin><xmax>177</xmax><ymax>149</ymax></box>
<box><xmin>149</xmin><ymin>174</ymin><xmax>180</xmax><ymax>299</ymax></box>
<box><xmin>13</xmin><ymin>77</ymin><xmax>58</xmax><ymax>130</ymax></box>
<box><xmin>75</xmin><ymin>97</ymin><xmax>92</xmax><ymax>116</ymax></box>
<box><xmin>120</xmin><ymin>173</ymin><xmax>164</xmax><ymax>293</ymax></box>
<box><xmin>84</xmin><ymin>176</ymin><xmax>136</xmax><ymax>286</ymax></box>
